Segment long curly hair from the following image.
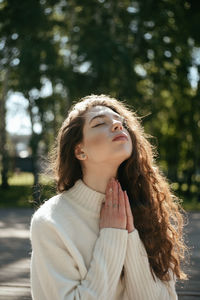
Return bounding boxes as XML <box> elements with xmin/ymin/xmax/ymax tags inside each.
<box><xmin>50</xmin><ymin>94</ymin><xmax>188</xmax><ymax>282</ymax></box>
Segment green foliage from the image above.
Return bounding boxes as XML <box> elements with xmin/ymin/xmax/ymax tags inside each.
<box><xmin>0</xmin><ymin>172</ymin><xmax>199</xmax><ymax>210</ymax></box>
<box><xmin>0</xmin><ymin>0</ymin><xmax>199</xmax><ymax>203</ymax></box>
<box><xmin>0</xmin><ymin>185</ymin><xmax>33</xmax><ymax>208</ymax></box>
<box><xmin>0</xmin><ymin>172</ymin><xmax>56</xmax><ymax>208</ymax></box>
<box><xmin>0</xmin><ymin>184</ymin><xmax>57</xmax><ymax>208</ymax></box>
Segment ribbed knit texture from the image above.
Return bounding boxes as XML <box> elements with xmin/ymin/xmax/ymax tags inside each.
<box><xmin>30</xmin><ymin>179</ymin><xmax>178</xmax><ymax>300</ymax></box>
<box><xmin>124</xmin><ymin>230</ymin><xmax>178</xmax><ymax>300</ymax></box>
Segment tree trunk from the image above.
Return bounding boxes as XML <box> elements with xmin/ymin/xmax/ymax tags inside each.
<box><xmin>27</xmin><ymin>96</ymin><xmax>40</xmax><ymax>203</ymax></box>
<box><xmin>0</xmin><ymin>68</ymin><xmax>9</xmax><ymax>189</ymax></box>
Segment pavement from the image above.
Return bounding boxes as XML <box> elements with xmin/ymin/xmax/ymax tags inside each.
<box><xmin>0</xmin><ymin>208</ymin><xmax>199</xmax><ymax>300</ymax></box>
<box><xmin>0</xmin><ymin>209</ymin><xmax>33</xmax><ymax>300</ymax></box>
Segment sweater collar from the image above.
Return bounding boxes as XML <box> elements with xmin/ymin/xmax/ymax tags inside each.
<box><xmin>65</xmin><ymin>179</ymin><xmax>106</xmax><ymax>216</ymax></box>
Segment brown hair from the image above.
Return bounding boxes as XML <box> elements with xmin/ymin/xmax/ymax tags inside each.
<box><xmin>50</xmin><ymin>94</ymin><xmax>188</xmax><ymax>282</ymax></box>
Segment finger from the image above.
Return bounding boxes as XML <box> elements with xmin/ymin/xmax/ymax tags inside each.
<box><xmin>124</xmin><ymin>191</ymin><xmax>133</xmax><ymax>219</ymax></box>
<box><xmin>112</xmin><ymin>179</ymin><xmax>118</xmax><ymax>209</ymax></box>
<box><xmin>105</xmin><ymin>178</ymin><xmax>112</xmax><ymax>194</ymax></box>
<box><xmin>118</xmin><ymin>183</ymin><xmax>126</xmax><ymax>214</ymax></box>
<box><xmin>105</xmin><ymin>178</ymin><xmax>113</xmax><ymax>209</ymax></box>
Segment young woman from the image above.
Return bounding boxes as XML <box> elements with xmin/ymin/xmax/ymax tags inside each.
<box><xmin>30</xmin><ymin>94</ymin><xmax>187</xmax><ymax>300</ymax></box>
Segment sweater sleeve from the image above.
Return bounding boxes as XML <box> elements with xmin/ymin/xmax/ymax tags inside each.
<box><xmin>124</xmin><ymin>229</ymin><xmax>178</xmax><ymax>300</ymax></box>
<box><xmin>30</xmin><ymin>216</ymin><xmax>128</xmax><ymax>300</ymax></box>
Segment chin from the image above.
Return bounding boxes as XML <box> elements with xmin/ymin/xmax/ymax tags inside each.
<box><xmin>114</xmin><ymin>151</ymin><xmax>132</xmax><ymax>165</ymax></box>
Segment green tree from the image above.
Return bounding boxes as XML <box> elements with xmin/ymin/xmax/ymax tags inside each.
<box><xmin>1</xmin><ymin>0</ymin><xmax>199</xmax><ymax>203</ymax></box>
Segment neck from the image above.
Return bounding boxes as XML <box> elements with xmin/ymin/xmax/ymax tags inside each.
<box><xmin>82</xmin><ymin>162</ymin><xmax>119</xmax><ymax>194</ymax></box>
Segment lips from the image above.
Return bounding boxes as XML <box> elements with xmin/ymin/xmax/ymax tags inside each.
<box><xmin>112</xmin><ymin>133</ymin><xmax>128</xmax><ymax>141</ymax></box>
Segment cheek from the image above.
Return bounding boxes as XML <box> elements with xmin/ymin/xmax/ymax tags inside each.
<box><xmin>129</xmin><ymin>141</ymin><xmax>133</xmax><ymax>155</ymax></box>
<box><xmin>86</xmin><ymin>132</ymin><xmax>108</xmax><ymax>148</ymax></box>
<box><xmin>84</xmin><ymin>132</ymin><xmax>111</xmax><ymax>159</ymax></box>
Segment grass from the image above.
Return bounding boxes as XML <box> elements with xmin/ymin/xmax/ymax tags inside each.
<box><xmin>8</xmin><ymin>172</ymin><xmax>34</xmax><ymax>186</ymax></box>
<box><xmin>182</xmin><ymin>199</ymin><xmax>200</xmax><ymax>211</ymax></box>
<box><xmin>0</xmin><ymin>185</ymin><xmax>34</xmax><ymax>208</ymax></box>
<box><xmin>0</xmin><ymin>172</ymin><xmax>56</xmax><ymax>209</ymax></box>
<box><xmin>0</xmin><ymin>172</ymin><xmax>200</xmax><ymax>211</ymax></box>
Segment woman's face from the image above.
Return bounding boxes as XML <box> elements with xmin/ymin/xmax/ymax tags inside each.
<box><xmin>79</xmin><ymin>105</ymin><xmax>133</xmax><ymax>165</ymax></box>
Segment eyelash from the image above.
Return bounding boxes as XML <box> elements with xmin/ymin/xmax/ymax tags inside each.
<box><xmin>93</xmin><ymin>123</ymin><xmax>104</xmax><ymax>127</ymax></box>
<box><xmin>93</xmin><ymin>119</ymin><xmax>128</xmax><ymax>128</ymax></box>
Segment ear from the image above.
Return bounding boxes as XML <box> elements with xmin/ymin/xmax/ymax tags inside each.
<box><xmin>74</xmin><ymin>144</ymin><xmax>87</xmax><ymax>161</ymax></box>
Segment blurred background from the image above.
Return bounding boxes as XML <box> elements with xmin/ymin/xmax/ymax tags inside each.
<box><xmin>0</xmin><ymin>0</ymin><xmax>200</xmax><ymax>209</ymax></box>
<box><xmin>0</xmin><ymin>1</ymin><xmax>200</xmax><ymax>299</ymax></box>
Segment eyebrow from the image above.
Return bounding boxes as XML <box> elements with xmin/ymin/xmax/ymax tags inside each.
<box><xmin>89</xmin><ymin>113</ymin><xmax>124</xmax><ymax>125</ymax></box>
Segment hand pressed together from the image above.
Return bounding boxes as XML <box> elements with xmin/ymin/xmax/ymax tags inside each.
<box><xmin>100</xmin><ymin>178</ymin><xmax>135</xmax><ymax>233</ymax></box>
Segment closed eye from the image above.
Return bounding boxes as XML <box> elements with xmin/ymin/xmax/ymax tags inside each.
<box><xmin>92</xmin><ymin>120</ymin><xmax>128</xmax><ymax>129</ymax></box>
<box><xmin>92</xmin><ymin>123</ymin><xmax>105</xmax><ymax>128</ymax></box>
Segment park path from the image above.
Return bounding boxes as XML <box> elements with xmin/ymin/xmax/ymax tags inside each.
<box><xmin>0</xmin><ymin>208</ymin><xmax>199</xmax><ymax>300</ymax></box>
<box><xmin>0</xmin><ymin>209</ymin><xmax>32</xmax><ymax>300</ymax></box>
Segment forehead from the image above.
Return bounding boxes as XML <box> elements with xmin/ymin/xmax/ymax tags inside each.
<box><xmin>84</xmin><ymin>105</ymin><xmax>119</xmax><ymax>120</ymax></box>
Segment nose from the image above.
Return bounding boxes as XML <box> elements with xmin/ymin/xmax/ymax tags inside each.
<box><xmin>112</xmin><ymin>120</ymin><xmax>123</xmax><ymax>131</ymax></box>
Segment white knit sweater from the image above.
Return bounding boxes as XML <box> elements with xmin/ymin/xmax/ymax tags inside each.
<box><xmin>30</xmin><ymin>179</ymin><xmax>178</xmax><ymax>300</ymax></box>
